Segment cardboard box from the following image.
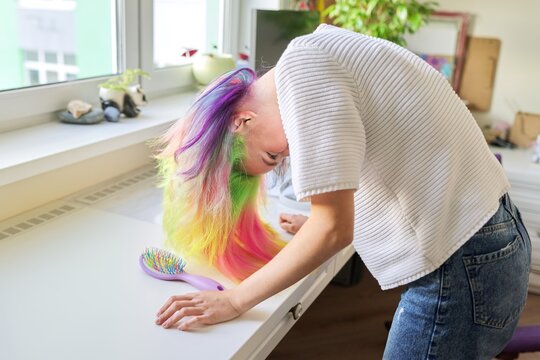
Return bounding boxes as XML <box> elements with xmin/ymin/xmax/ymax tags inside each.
<box><xmin>459</xmin><ymin>37</ymin><xmax>501</xmax><ymax>111</ymax></box>
<box><xmin>510</xmin><ymin>112</ymin><xmax>540</xmax><ymax>148</ymax></box>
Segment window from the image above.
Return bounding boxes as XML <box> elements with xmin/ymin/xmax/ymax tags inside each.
<box><xmin>0</xmin><ymin>0</ymin><xmax>229</xmax><ymax>132</ymax></box>
<box><xmin>24</xmin><ymin>50</ymin><xmax>38</xmax><ymax>61</ymax></box>
<box><xmin>23</xmin><ymin>49</ymin><xmax>80</xmax><ymax>85</ymax></box>
<box><xmin>28</xmin><ymin>69</ymin><xmax>39</xmax><ymax>85</ymax></box>
<box><xmin>139</xmin><ymin>0</ymin><xmax>222</xmax><ymax>94</ymax></box>
<box><xmin>44</xmin><ymin>52</ymin><xmax>58</xmax><ymax>64</ymax></box>
<box><xmin>153</xmin><ymin>0</ymin><xmax>220</xmax><ymax>68</ymax></box>
<box><xmin>0</xmin><ymin>0</ymin><xmax>117</xmax><ymax>92</ymax></box>
<box><xmin>46</xmin><ymin>71</ymin><xmax>58</xmax><ymax>82</ymax></box>
<box><xmin>64</xmin><ymin>53</ymin><xmax>77</xmax><ymax>66</ymax></box>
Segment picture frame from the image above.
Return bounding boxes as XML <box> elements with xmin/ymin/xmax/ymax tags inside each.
<box><xmin>404</xmin><ymin>11</ymin><xmax>470</xmax><ymax>91</ymax></box>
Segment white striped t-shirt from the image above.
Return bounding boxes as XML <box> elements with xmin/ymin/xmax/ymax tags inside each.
<box><xmin>274</xmin><ymin>24</ymin><xmax>510</xmax><ymax>289</ymax></box>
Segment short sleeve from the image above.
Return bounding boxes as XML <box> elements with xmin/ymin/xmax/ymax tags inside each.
<box><xmin>275</xmin><ymin>46</ymin><xmax>365</xmax><ymax>202</ymax></box>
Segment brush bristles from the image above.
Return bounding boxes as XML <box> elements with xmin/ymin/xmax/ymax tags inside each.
<box><xmin>142</xmin><ymin>247</ymin><xmax>186</xmax><ymax>275</ymax></box>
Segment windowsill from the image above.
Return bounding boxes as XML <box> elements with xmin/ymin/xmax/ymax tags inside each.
<box><xmin>0</xmin><ymin>89</ymin><xmax>198</xmax><ymax>187</ymax></box>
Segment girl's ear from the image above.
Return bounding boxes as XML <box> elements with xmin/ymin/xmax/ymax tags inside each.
<box><xmin>231</xmin><ymin>111</ymin><xmax>256</xmax><ymax>133</ymax></box>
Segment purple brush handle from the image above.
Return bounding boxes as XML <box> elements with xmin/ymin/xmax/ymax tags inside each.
<box><xmin>173</xmin><ymin>273</ymin><xmax>225</xmax><ymax>291</ymax></box>
<box><xmin>139</xmin><ymin>256</ymin><xmax>225</xmax><ymax>291</ymax></box>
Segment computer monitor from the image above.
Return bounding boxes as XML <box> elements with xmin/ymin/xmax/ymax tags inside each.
<box><xmin>251</xmin><ymin>9</ymin><xmax>320</xmax><ymax>72</ymax></box>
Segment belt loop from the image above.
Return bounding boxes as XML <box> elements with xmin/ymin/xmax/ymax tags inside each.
<box><xmin>501</xmin><ymin>193</ymin><xmax>509</xmax><ymax>207</ymax></box>
<box><xmin>502</xmin><ymin>193</ymin><xmax>518</xmax><ymax>222</ymax></box>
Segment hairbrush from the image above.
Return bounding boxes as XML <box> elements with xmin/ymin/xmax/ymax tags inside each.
<box><xmin>139</xmin><ymin>247</ymin><xmax>225</xmax><ymax>291</ymax></box>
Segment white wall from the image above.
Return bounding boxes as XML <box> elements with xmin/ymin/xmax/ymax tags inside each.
<box><xmin>435</xmin><ymin>0</ymin><xmax>540</xmax><ymax>127</ymax></box>
<box><xmin>0</xmin><ymin>143</ymin><xmax>152</xmax><ymax>221</ymax></box>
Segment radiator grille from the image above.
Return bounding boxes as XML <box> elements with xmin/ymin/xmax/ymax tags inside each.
<box><xmin>73</xmin><ymin>168</ymin><xmax>156</xmax><ymax>205</ymax></box>
<box><xmin>0</xmin><ymin>204</ymin><xmax>78</xmax><ymax>241</ymax></box>
<box><xmin>0</xmin><ymin>166</ymin><xmax>157</xmax><ymax>241</ymax></box>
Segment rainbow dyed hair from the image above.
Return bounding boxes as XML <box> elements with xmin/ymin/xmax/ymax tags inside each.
<box><xmin>155</xmin><ymin>68</ymin><xmax>285</xmax><ymax>282</ymax></box>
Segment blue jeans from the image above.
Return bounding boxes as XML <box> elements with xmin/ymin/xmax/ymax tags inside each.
<box><xmin>383</xmin><ymin>193</ymin><xmax>532</xmax><ymax>360</ymax></box>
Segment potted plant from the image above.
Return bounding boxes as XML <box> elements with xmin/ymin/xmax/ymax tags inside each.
<box><xmin>99</xmin><ymin>69</ymin><xmax>150</xmax><ymax>122</ymax></box>
<box><xmin>191</xmin><ymin>45</ymin><xmax>236</xmax><ymax>86</ymax></box>
<box><xmin>323</xmin><ymin>0</ymin><xmax>438</xmax><ymax>46</ymax></box>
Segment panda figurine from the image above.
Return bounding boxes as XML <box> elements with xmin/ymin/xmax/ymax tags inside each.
<box><xmin>99</xmin><ymin>84</ymin><xmax>147</xmax><ymax>122</ymax></box>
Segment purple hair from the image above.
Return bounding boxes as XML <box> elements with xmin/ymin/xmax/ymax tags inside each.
<box><xmin>172</xmin><ymin>67</ymin><xmax>257</xmax><ymax>179</ymax></box>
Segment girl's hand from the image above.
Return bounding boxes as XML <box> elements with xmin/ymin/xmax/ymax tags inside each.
<box><xmin>279</xmin><ymin>213</ymin><xmax>309</xmax><ymax>234</ymax></box>
<box><xmin>155</xmin><ymin>289</ymin><xmax>243</xmax><ymax>331</ymax></box>
<box><xmin>155</xmin><ymin>190</ymin><xmax>353</xmax><ymax>331</ymax></box>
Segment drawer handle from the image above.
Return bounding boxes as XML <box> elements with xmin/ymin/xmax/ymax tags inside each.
<box><xmin>290</xmin><ymin>302</ymin><xmax>303</xmax><ymax>320</ymax></box>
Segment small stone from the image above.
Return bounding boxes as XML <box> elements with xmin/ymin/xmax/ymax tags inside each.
<box><xmin>59</xmin><ymin>108</ymin><xmax>104</xmax><ymax>124</ymax></box>
<box><xmin>103</xmin><ymin>106</ymin><xmax>121</xmax><ymax>122</ymax></box>
<box><xmin>67</xmin><ymin>100</ymin><xmax>92</xmax><ymax>119</ymax></box>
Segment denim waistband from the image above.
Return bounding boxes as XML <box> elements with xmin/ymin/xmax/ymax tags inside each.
<box><xmin>478</xmin><ymin>193</ymin><xmax>515</xmax><ymax>231</ymax></box>
<box><xmin>500</xmin><ymin>192</ymin><xmax>509</xmax><ymax>207</ymax></box>
<box><xmin>500</xmin><ymin>193</ymin><xmax>517</xmax><ymax>214</ymax></box>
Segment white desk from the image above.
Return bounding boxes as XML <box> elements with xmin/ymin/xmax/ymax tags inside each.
<box><xmin>0</xmin><ymin>166</ymin><xmax>355</xmax><ymax>360</ymax></box>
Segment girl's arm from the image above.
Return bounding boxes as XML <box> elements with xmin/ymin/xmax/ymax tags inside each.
<box><xmin>155</xmin><ymin>189</ymin><xmax>355</xmax><ymax>330</ymax></box>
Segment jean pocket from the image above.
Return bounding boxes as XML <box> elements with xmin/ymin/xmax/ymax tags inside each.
<box><xmin>463</xmin><ymin>235</ymin><xmax>529</xmax><ymax>329</ymax></box>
